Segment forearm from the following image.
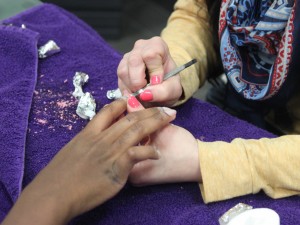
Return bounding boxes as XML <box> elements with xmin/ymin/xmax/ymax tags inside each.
<box><xmin>161</xmin><ymin>0</ymin><xmax>216</xmax><ymax>105</ymax></box>
<box><xmin>1</xmin><ymin>184</ymin><xmax>70</xmax><ymax>225</ymax></box>
<box><xmin>198</xmin><ymin>135</ymin><xmax>300</xmax><ymax>203</ymax></box>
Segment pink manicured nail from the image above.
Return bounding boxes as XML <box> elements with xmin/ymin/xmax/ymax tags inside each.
<box><xmin>151</xmin><ymin>75</ymin><xmax>161</xmax><ymax>85</ymax></box>
<box><xmin>139</xmin><ymin>90</ymin><xmax>153</xmax><ymax>102</ymax></box>
<box><xmin>128</xmin><ymin>96</ymin><xmax>140</xmax><ymax>108</ymax></box>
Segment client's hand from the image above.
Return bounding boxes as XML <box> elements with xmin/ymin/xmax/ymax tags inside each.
<box><xmin>127</xmin><ymin>96</ymin><xmax>201</xmax><ymax>186</ymax></box>
<box><xmin>2</xmin><ymin>98</ymin><xmax>176</xmax><ymax>225</ymax></box>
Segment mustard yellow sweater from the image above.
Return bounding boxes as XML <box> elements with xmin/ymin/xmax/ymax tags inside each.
<box><xmin>161</xmin><ymin>0</ymin><xmax>300</xmax><ymax>203</ymax></box>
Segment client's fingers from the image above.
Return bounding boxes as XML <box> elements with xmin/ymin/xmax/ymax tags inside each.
<box><xmin>106</xmin><ymin>107</ymin><xmax>176</xmax><ymax>150</ymax></box>
<box><xmin>116</xmin><ymin>145</ymin><xmax>160</xmax><ymax>177</ymax></box>
<box><xmin>85</xmin><ymin>98</ymin><xmax>127</xmax><ymax>133</ymax></box>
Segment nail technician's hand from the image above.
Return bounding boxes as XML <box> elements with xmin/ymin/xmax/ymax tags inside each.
<box><xmin>117</xmin><ymin>36</ymin><xmax>183</xmax><ymax>106</ymax></box>
<box><xmin>2</xmin><ymin>99</ymin><xmax>176</xmax><ymax>225</ymax></box>
<box><xmin>127</xmin><ymin>96</ymin><xmax>201</xmax><ymax>186</ymax></box>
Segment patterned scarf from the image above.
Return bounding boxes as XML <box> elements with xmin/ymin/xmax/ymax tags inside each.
<box><xmin>219</xmin><ymin>0</ymin><xmax>296</xmax><ymax>100</ymax></box>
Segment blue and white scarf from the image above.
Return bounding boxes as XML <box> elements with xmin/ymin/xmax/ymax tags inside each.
<box><xmin>219</xmin><ymin>0</ymin><xmax>296</xmax><ymax>100</ymax></box>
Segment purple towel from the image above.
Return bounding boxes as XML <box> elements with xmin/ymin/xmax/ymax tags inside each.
<box><xmin>0</xmin><ymin>4</ymin><xmax>299</xmax><ymax>224</ymax></box>
<box><xmin>0</xmin><ymin>25</ymin><xmax>39</xmax><ymax>219</ymax></box>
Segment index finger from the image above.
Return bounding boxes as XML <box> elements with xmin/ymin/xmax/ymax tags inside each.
<box><xmin>84</xmin><ymin>98</ymin><xmax>127</xmax><ymax>133</ymax></box>
<box><xmin>106</xmin><ymin>106</ymin><xmax>177</xmax><ymax>148</ymax></box>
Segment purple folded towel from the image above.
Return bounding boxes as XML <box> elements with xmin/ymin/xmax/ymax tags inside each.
<box><xmin>0</xmin><ymin>3</ymin><xmax>299</xmax><ymax>225</ymax></box>
<box><xmin>0</xmin><ymin>24</ymin><xmax>39</xmax><ymax>218</ymax></box>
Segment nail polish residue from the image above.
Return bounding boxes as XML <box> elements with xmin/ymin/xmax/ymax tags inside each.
<box><xmin>29</xmin><ymin>74</ymin><xmax>86</xmax><ymax>135</ymax></box>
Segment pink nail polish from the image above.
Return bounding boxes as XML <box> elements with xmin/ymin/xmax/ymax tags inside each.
<box><xmin>140</xmin><ymin>90</ymin><xmax>153</xmax><ymax>102</ymax></box>
<box><xmin>151</xmin><ymin>75</ymin><xmax>161</xmax><ymax>85</ymax></box>
<box><xmin>128</xmin><ymin>96</ymin><xmax>140</xmax><ymax>108</ymax></box>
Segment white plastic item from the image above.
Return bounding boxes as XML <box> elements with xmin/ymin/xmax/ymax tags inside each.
<box><xmin>228</xmin><ymin>208</ymin><xmax>280</xmax><ymax>225</ymax></box>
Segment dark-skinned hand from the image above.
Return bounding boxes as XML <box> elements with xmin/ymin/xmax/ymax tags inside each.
<box><xmin>2</xmin><ymin>98</ymin><xmax>176</xmax><ymax>225</ymax></box>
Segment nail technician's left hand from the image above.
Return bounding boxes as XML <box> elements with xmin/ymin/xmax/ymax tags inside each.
<box><xmin>117</xmin><ymin>37</ymin><xmax>182</xmax><ymax>106</ymax></box>
<box><xmin>2</xmin><ymin>99</ymin><xmax>176</xmax><ymax>225</ymax></box>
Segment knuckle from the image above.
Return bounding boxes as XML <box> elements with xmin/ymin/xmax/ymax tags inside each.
<box><xmin>129</xmin><ymin>121</ymin><xmax>144</xmax><ymax>134</ymax></box>
<box><xmin>123</xmin><ymin>52</ymin><xmax>130</xmax><ymax>58</ymax></box>
<box><xmin>116</xmin><ymin>132</ymin><xmax>129</xmax><ymax>146</ymax></box>
<box><xmin>127</xmin><ymin>148</ymin><xmax>136</xmax><ymax>160</ymax></box>
<box><xmin>148</xmin><ymin>107</ymin><xmax>161</xmax><ymax>116</ymax></box>
<box><xmin>134</xmin><ymin>39</ymin><xmax>145</xmax><ymax>48</ymax></box>
<box><xmin>153</xmin><ymin>110</ymin><xmax>165</xmax><ymax>121</ymax></box>
<box><xmin>142</xmin><ymin>50</ymin><xmax>160</xmax><ymax>62</ymax></box>
<box><xmin>125</xmin><ymin>112</ymin><xmax>139</xmax><ymax>123</ymax></box>
<box><xmin>146</xmin><ymin>107</ymin><xmax>165</xmax><ymax>121</ymax></box>
<box><xmin>151</xmin><ymin>36</ymin><xmax>167</xmax><ymax>49</ymax></box>
<box><xmin>128</xmin><ymin>54</ymin><xmax>142</xmax><ymax>67</ymax></box>
<box><xmin>117</xmin><ymin>65</ymin><xmax>127</xmax><ymax>79</ymax></box>
<box><xmin>150</xmin><ymin>36</ymin><xmax>163</xmax><ymax>44</ymax></box>
<box><xmin>130</xmin><ymin>81</ymin><xmax>145</xmax><ymax>91</ymax></box>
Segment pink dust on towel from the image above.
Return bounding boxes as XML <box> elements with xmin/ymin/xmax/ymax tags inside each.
<box><xmin>30</xmin><ymin>76</ymin><xmax>85</xmax><ymax>134</ymax></box>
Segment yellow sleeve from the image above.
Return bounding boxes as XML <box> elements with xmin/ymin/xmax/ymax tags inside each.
<box><xmin>197</xmin><ymin>135</ymin><xmax>300</xmax><ymax>203</ymax></box>
<box><xmin>161</xmin><ymin>0</ymin><xmax>216</xmax><ymax>105</ymax></box>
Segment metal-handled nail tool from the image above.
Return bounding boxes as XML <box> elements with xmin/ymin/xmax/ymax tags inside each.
<box><xmin>106</xmin><ymin>58</ymin><xmax>197</xmax><ymax>100</ymax></box>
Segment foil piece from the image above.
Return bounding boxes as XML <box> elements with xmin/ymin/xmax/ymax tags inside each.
<box><xmin>219</xmin><ymin>203</ymin><xmax>253</xmax><ymax>225</ymax></box>
<box><xmin>106</xmin><ymin>88</ymin><xmax>122</xmax><ymax>100</ymax></box>
<box><xmin>72</xmin><ymin>72</ymin><xmax>89</xmax><ymax>99</ymax></box>
<box><xmin>38</xmin><ymin>40</ymin><xmax>61</xmax><ymax>59</ymax></box>
<box><xmin>76</xmin><ymin>92</ymin><xmax>96</xmax><ymax>120</ymax></box>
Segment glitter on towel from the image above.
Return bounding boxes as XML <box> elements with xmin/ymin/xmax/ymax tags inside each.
<box><xmin>38</xmin><ymin>40</ymin><xmax>61</xmax><ymax>59</ymax></box>
<box><xmin>32</xmin><ymin>82</ymin><xmax>80</xmax><ymax>133</ymax></box>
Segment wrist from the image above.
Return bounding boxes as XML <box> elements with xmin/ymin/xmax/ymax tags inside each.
<box><xmin>195</xmin><ymin>139</ymin><xmax>202</xmax><ymax>183</ymax></box>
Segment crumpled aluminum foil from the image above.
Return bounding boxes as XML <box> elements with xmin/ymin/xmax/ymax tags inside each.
<box><xmin>72</xmin><ymin>72</ymin><xmax>89</xmax><ymax>99</ymax></box>
<box><xmin>71</xmin><ymin>72</ymin><xmax>96</xmax><ymax>120</ymax></box>
<box><xmin>38</xmin><ymin>40</ymin><xmax>61</xmax><ymax>59</ymax></box>
<box><xmin>219</xmin><ymin>203</ymin><xmax>253</xmax><ymax>225</ymax></box>
<box><xmin>106</xmin><ymin>88</ymin><xmax>122</xmax><ymax>100</ymax></box>
<box><xmin>76</xmin><ymin>92</ymin><xmax>96</xmax><ymax>120</ymax></box>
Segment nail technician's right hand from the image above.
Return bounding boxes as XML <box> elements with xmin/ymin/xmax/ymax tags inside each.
<box><xmin>117</xmin><ymin>36</ymin><xmax>183</xmax><ymax>106</ymax></box>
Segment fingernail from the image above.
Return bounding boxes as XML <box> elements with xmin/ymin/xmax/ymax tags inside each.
<box><xmin>161</xmin><ymin>107</ymin><xmax>177</xmax><ymax>117</ymax></box>
<box><xmin>151</xmin><ymin>75</ymin><xmax>161</xmax><ymax>85</ymax></box>
<box><xmin>128</xmin><ymin>96</ymin><xmax>140</xmax><ymax>108</ymax></box>
<box><xmin>139</xmin><ymin>90</ymin><xmax>153</xmax><ymax>102</ymax></box>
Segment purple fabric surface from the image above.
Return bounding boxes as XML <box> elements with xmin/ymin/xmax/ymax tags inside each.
<box><xmin>0</xmin><ymin>3</ymin><xmax>299</xmax><ymax>224</ymax></box>
<box><xmin>0</xmin><ymin>25</ymin><xmax>39</xmax><ymax>218</ymax></box>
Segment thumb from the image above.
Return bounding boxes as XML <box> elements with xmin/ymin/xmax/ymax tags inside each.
<box><xmin>144</xmin><ymin>56</ymin><xmax>164</xmax><ymax>85</ymax></box>
<box><xmin>139</xmin><ymin>75</ymin><xmax>182</xmax><ymax>105</ymax></box>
